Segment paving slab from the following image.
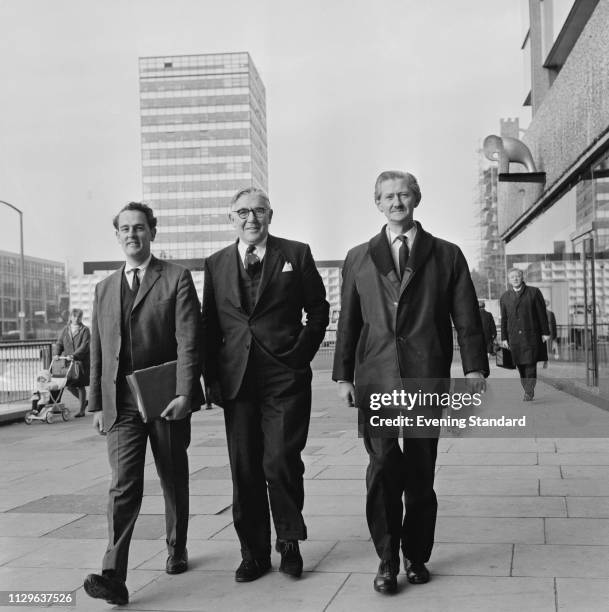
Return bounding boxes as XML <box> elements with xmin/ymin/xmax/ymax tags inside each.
<box><xmin>139</xmin><ymin>494</ymin><xmax>232</xmax><ymax>515</ymax></box>
<box><xmin>565</xmin><ymin>496</ymin><xmax>609</xmax><ymax>518</ymax></box>
<box><xmin>513</xmin><ymin>544</ymin><xmax>609</xmax><ymax>577</ymax></box>
<box><xmin>560</xmin><ymin>465</ymin><xmax>609</xmax><ymax>479</ymax></box>
<box><xmin>326</xmin><ymin>575</ymin><xmax>555</xmax><ymax>612</ymax></box>
<box><xmin>538</xmin><ymin>452</ymin><xmax>609</xmax><ymax>465</ymax></box>
<box><xmin>0</xmin><ymin>513</ymin><xmax>83</xmax><ymax>537</ymax></box>
<box><xmin>7</xmin><ymin>494</ymin><xmax>107</xmax><ymax>515</ymax></box>
<box><xmin>541</xmin><ymin>478</ymin><xmax>609</xmax><ymax>496</ymax></box>
<box><xmin>44</xmin><ymin>513</ymin><xmax>166</xmax><ymax>540</ymax></box>
<box><xmin>437</xmin><ymin>495</ymin><xmax>566</xmax><ymax>517</ymax></box>
<box><xmin>436</xmin><ymin>452</ymin><xmax>538</xmax><ymax>465</ymax></box>
<box><xmin>556</xmin><ymin>577</ymin><xmax>609</xmax><ymax>611</ymax></box>
<box><xmin>435</xmin><ymin>474</ymin><xmax>540</xmax><ymax>496</ymax></box>
<box><xmin>435</xmin><ymin>517</ymin><xmax>544</xmax><ymax>544</ymax></box>
<box><xmin>546</xmin><ymin>518</ymin><xmax>609</xmax><ymax>545</ymax></box>
<box><xmin>4</xmin><ymin>538</ymin><xmax>164</xmax><ymax>571</ymax></box>
<box><xmin>186</xmin><ymin>515</ymin><xmax>234</xmax><ymax>539</ymax></box>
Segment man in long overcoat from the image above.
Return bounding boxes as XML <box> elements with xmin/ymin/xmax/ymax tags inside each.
<box><xmin>332</xmin><ymin>170</ymin><xmax>488</xmax><ymax>594</ymax></box>
<box><xmin>478</xmin><ymin>300</ymin><xmax>497</xmax><ymax>355</ymax></box>
<box><xmin>500</xmin><ymin>268</ymin><xmax>550</xmax><ymax>400</ymax></box>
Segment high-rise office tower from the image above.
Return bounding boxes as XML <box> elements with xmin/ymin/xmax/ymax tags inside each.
<box><xmin>139</xmin><ymin>52</ymin><xmax>268</xmax><ymax>259</ymax></box>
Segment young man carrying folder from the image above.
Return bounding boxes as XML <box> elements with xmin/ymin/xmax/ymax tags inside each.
<box><xmin>84</xmin><ymin>202</ymin><xmax>202</xmax><ymax>606</ymax></box>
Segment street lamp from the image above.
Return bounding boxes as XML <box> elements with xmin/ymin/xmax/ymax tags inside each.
<box><xmin>0</xmin><ymin>200</ymin><xmax>26</xmax><ymax>340</ymax></box>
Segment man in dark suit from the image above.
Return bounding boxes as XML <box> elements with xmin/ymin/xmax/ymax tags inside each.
<box><xmin>333</xmin><ymin>170</ymin><xmax>488</xmax><ymax>594</ymax></box>
<box><xmin>478</xmin><ymin>300</ymin><xmax>497</xmax><ymax>355</ymax></box>
<box><xmin>202</xmin><ymin>187</ymin><xmax>329</xmax><ymax>583</ymax></box>
<box><xmin>500</xmin><ymin>268</ymin><xmax>550</xmax><ymax>400</ymax></box>
<box><xmin>83</xmin><ymin>202</ymin><xmax>202</xmax><ymax>606</ymax></box>
<box><xmin>544</xmin><ymin>299</ymin><xmax>559</xmax><ymax>362</ymax></box>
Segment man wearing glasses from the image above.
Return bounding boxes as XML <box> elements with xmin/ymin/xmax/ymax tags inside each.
<box><xmin>333</xmin><ymin>170</ymin><xmax>487</xmax><ymax>594</ymax></box>
<box><xmin>202</xmin><ymin>187</ymin><xmax>329</xmax><ymax>583</ymax></box>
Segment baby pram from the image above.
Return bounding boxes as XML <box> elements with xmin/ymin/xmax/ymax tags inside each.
<box><xmin>24</xmin><ymin>357</ymin><xmax>74</xmax><ymax>424</ymax></box>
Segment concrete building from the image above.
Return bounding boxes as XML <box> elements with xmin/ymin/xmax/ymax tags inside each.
<box><xmin>138</xmin><ymin>52</ymin><xmax>268</xmax><ymax>259</ymax></box>
<box><xmin>0</xmin><ymin>250</ymin><xmax>66</xmax><ymax>338</ymax></box>
<box><xmin>498</xmin><ymin>0</ymin><xmax>608</xmax><ymax>388</ymax></box>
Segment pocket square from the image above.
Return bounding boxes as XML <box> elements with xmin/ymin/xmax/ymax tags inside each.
<box><xmin>282</xmin><ymin>262</ymin><xmax>293</xmax><ymax>272</ymax></box>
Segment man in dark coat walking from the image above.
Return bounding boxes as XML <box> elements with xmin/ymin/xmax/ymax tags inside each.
<box><xmin>500</xmin><ymin>268</ymin><xmax>550</xmax><ymax>400</ymax></box>
<box><xmin>478</xmin><ymin>300</ymin><xmax>497</xmax><ymax>355</ymax></box>
<box><xmin>332</xmin><ymin>170</ymin><xmax>488</xmax><ymax>595</ymax></box>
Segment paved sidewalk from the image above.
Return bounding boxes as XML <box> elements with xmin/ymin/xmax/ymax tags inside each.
<box><xmin>1</xmin><ymin>366</ymin><xmax>608</xmax><ymax>611</ymax></box>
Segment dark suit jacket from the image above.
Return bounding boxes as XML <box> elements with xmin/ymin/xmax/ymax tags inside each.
<box><xmin>332</xmin><ymin>223</ymin><xmax>489</xmax><ymax>391</ymax></box>
<box><xmin>201</xmin><ymin>235</ymin><xmax>330</xmax><ymax>401</ymax></box>
<box><xmin>547</xmin><ymin>309</ymin><xmax>557</xmax><ymax>339</ymax></box>
<box><xmin>89</xmin><ymin>256</ymin><xmax>202</xmax><ymax>430</ymax></box>
<box><xmin>500</xmin><ymin>284</ymin><xmax>549</xmax><ymax>365</ymax></box>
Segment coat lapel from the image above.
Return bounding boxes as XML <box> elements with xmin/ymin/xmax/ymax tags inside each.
<box><xmin>369</xmin><ymin>227</ymin><xmax>400</xmax><ymax>286</ymax></box>
<box><xmin>399</xmin><ymin>222</ymin><xmax>433</xmax><ymax>297</ymax></box>
<box><xmin>225</xmin><ymin>243</ymin><xmax>242</xmax><ymax>309</ymax></box>
<box><xmin>255</xmin><ymin>235</ymin><xmax>284</xmax><ymax>306</ymax></box>
<box><xmin>132</xmin><ymin>256</ymin><xmax>162</xmax><ymax>311</ymax></box>
<box><xmin>109</xmin><ymin>267</ymin><xmax>123</xmax><ymax>320</ymax></box>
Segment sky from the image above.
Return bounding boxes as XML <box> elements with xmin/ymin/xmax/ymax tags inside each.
<box><xmin>0</xmin><ymin>0</ymin><xmax>530</xmax><ymax>274</ymax></box>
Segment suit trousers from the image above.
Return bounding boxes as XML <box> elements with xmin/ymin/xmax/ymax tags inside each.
<box><xmin>223</xmin><ymin>348</ymin><xmax>312</xmax><ymax>561</ymax></box>
<box><xmin>102</xmin><ymin>397</ymin><xmax>191</xmax><ymax>581</ymax></box>
<box><xmin>516</xmin><ymin>363</ymin><xmax>537</xmax><ymax>394</ymax></box>
<box><xmin>363</xmin><ymin>429</ymin><xmax>438</xmax><ymax>564</ymax></box>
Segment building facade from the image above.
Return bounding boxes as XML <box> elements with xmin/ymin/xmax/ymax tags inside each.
<box><xmin>0</xmin><ymin>250</ymin><xmax>66</xmax><ymax>339</ymax></box>
<box><xmin>499</xmin><ymin>0</ymin><xmax>608</xmax><ymax>389</ymax></box>
<box><xmin>139</xmin><ymin>52</ymin><xmax>268</xmax><ymax>259</ymax></box>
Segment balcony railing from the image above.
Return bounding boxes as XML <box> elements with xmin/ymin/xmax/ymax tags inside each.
<box><xmin>0</xmin><ymin>339</ymin><xmax>54</xmax><ymax>403</ymax></box>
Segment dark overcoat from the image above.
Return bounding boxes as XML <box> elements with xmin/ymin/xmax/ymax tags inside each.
<box><xmin>500</xmin><ymin>284</ymin><xmax>549</xmax><ymax>365</ymax></box>
<box><xmin>332</xmin><ymin>223</ymin><xmax>489</xmax><ymax>395</ymax></box>
<box><xmin>89</xmin><ymin>256</ymin><xmax>202</xmax><ymax>431</ymax></box>
<box><xmin>54</xmin><ymin>324</ymin><xmax>91</xmax><ymax>385</ymax></box>
<box><xmin>201</xmin><ymin>235</ymin><xmax>330</xmax><ymax>402</ymax></box>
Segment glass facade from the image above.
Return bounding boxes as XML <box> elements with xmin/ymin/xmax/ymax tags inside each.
<box><xmin>139</xmin><ymin>52</ymin><xmax>268</xmax><ymax>259</ymax></box>
<box><xmin>504</xmin><ymin>148</ymin><xmax>609</xmax><ymax>394</ymax></box>
<box><xmin>0</xmin><ymin>250</ymin><xmax>66</xmax><ymax>338</ymax></box>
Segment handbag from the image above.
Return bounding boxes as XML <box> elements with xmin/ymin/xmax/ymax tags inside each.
<box><xmin>496</xmin><ymin>347</ymin><xmax>516</xmax><ymax>369</ymax></box>
<box><xmin>66</xmin><ymin>359</ymin><xmax>84</xmax><ymax>385</ymax></box>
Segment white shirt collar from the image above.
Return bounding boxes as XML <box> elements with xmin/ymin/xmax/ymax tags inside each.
<box><xmin>124</xmin><ymin>254</ymin><xmax>152</xmax><ymax>278</ymax></box>
<box><xmin>237</xmin><ymin>238</ymin><xmax>267</xmax><ymax>265</ymax></box>
<box><xmin>386</xmin><ymin>224</ymin><xmax>417</xmax><ymax>247</ymax></box>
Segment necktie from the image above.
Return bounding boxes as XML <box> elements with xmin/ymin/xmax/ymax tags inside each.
<box><xmin>397</xmin><ymin>235</ymin><xmax>409</xmax><ymax>279</ymax></box>
<box><xmin>131</xmin><ymin>268</ymin><xmax>141</xmax><ymax>293</ymax></box>
<box><xmin>245</xmin><ymin>245</ymin><xmax>261</xmax><ymax>278</ymax></box>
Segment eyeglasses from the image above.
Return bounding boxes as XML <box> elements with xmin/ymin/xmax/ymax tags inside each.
<box><xmin>232</xmin><ymin>207</ymin><xmax>270</xmax><ymax>220</ymax></box>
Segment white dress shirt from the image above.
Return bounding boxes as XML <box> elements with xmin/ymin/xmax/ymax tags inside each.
<box><xmin>124</xmin><ymin>254</ymin><xmax>152</xmax><ymax>290</ymax></box>
<box><xmin>237</xmin><ymin>239</ymin><xmax>267</xmax><ymax>268</ymax></box>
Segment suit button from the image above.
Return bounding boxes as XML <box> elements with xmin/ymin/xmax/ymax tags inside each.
<box><xmin>393</xmin><ymin>302</ymin><xmax>398</xmax><ymax>307</ymax></box>
<box><xmin>245</xmin><ymin>344</ymin><xmax>250</xmax><ymax>349</ymax></box>
<box><xmin>398</xmin><ymin>336</ymin><xmax>406</xmax><ymax>342</ymax></box>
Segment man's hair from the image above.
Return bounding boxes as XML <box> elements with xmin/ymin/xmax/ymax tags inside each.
<box><xmin>508</xmin><ymin>267</ymin><xmax>524</xmax><ymax>278</ymax></box>
<box><xmin>230</xmin><ymin>187</ymin><xmax>271</xmax><ymax>209</ymax></box>
<box><xmin>374</xmin><ymin>171</ymin><xmax>422</xmax><ymax>204</ymax></box>
<box><xmin>70</xmin><ymin>308</ymin><xmax>83</xmax><ymax>319</ymax></box>
<box><xmin>112</xmin><ymin>202</ymin><xmax>157</xmax><ymax>230</ymax></box>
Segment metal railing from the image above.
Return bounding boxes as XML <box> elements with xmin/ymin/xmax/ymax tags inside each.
<box><xmin>0</xmin><ymin>340</ymin><xmax>54</xmax><ymax>403</ymax></box>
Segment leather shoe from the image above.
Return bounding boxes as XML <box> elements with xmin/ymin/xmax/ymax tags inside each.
<box><xmin>83</xmin><ymin>572</ymin><xmax>129</xmax><ymax>605</ymax></box>
<box><xmin>523</xmin><ymin>392</ymin><xmax>534</xmax><ymax>401</ymax></box>
<box><xmin>373</xmin><ymin>559</ymin><xmax>399</xmax><ymax>594</ymax></box>
<box><xmin>235</xmin><ymin>558</ymin><xmax>271</xmax><ymax>582</ymax></box>
<box><xmin>275</xmin><ymin>539</ymin><xmax>303</xmax><ymax>577</ymax></box>
<box><xmin>406</xmin><ymin>560</ymin><xmax>430</xmax><ymax>584</ymax></box>
<box><xmin>166</xmin><ymin>549</ymin><xmax>188</xmax><ymax>574</ymax></box>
